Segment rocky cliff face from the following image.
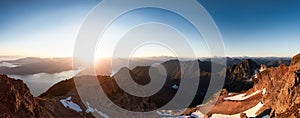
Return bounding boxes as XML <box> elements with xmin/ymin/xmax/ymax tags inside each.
<box><xmin>0</xmin><ymin>75</ymin><xmax>50</xmax><ymax>117</ymax></box>
<box><xmin>225</xmin><ymin>59</ymin><xmax>259</xmax><ymax>92</ymax></box>
<box><xmin>251</xmin><ymin>53</ymin><xmax>300</xmax><ymax>117</ymax></box>
<box><xmin>196</xmin><ymin>54</ymin><xmax>300</xmax><ymax>118</ymax></box>
<box><xmin>0</xmin><ymin>75</ymin><xmax>93</xmax><ymax>118</ymax></box>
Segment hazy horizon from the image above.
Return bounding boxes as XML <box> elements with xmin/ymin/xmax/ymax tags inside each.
<box><xmin>0</xmin><ymin>55</ymin><xmax>293</xmax><ymax>60</ymax></box>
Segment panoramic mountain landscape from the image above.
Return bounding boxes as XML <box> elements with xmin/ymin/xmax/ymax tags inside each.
<box><xmin>1</xmin><ymin>0</ymin><xmax>300</xmax><ymax>118</ymax></box>
<box><xmin>0</xmin><ymin>54</ymin><xmax>298</xmax><ymax>117</ymax></box>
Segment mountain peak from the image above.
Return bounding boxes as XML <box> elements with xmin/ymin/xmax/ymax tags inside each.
<box><xmin>291</xmin><ymin>53</ymin><xmax>300</xmax><ymax>65</ymax></box>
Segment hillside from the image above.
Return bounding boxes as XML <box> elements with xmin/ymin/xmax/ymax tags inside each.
<box><xmin>0</xmin><ymin>75</ymin><xmax>93</xmax><ymax>118</ymax></box>
<box><xmin>185</xmin><ymin>53</ymin><xmax>300</xmax><ymax>118</ymax></box>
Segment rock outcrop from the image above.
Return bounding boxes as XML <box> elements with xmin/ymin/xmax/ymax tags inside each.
<box><xmin>0</xmin><ymin>75</ymin><xmax>50</xmax><ymax>117</ymax></box>
<box><xmin>251</xmin><ymin>53</ymin><xmax>300</xmax><ymax>117</ymax></box>
<box><xmin>0</xmin><ymin>74</ymin><xmax>93</xmax><ymax>118</ymax></box>
<box><xmin>225</xmin><ymin>59</ymin><xmax>259</xmax><ymax>92</ymax></box>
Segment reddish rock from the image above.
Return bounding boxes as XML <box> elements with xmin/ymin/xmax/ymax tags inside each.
<box><xmin>0</xmin><ymin>74</ymin><xmax>50</xmax><ymax>117</ymax></box>
<box><xmin>240</xmin><ymin>113</ymin><xmax>248</xmax><ymax>118</ymax></box>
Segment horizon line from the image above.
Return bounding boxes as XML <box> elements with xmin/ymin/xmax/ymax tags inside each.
<box><xmin>0</xmin><ymin>55</ymin><xmax>293</xmax><ymax>59</ymax></box>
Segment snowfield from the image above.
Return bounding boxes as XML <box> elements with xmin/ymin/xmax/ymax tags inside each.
<box><xmin>172</xmin><ymin>84</ymin><xmax>179</xmax><ymax>90</ymax></box>
<box><xmin>190</xmin><ymin>110</ymin><xmax>205</xmax><ymax>118</ymax></box>
<box><xmin>156</xmin><ymin>111</ymin><xmax>172</xmax><ymax>117</ymax></box>
<box><xmin>60</xmin><ymin>96</ymin><xmax>82</xmax><ymax>112</ymax></box>
<box><xmin>84</xmin><ymin>102</ymin><xmax>110</xmax><ymax>118</ymax></box>
<box><xmin>94</xmin><ymin>109</ymin><xmax>110</xmax><ymax>118</ymax></box>
<box><xmin>85</xmin><ymin>102</ymin><xmax>95</xmax><ymax>113</ymax></box>
<box><xmin>223</xmin><ymin>90</ymin><xmax>261</xmax><ymax>101</ymax></box>
<box><xmin>210</xmin><ymin>102</ymin><xmax>264</xmax><ymax>118</ymax></box>
<box><xmin>262</xmin><ymin>88</ymin><xmax>267</xmax><ymax>95</ymax></box>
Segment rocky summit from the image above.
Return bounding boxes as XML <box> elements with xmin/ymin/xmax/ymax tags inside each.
<box><xmin>185</xmin><ymin>53</ymin><xmax>300</xmax><ymax>118</ymax></box>
<box><xmin>252</xmin><ymin>53</ymin><xmax>300</xmax><ymax>117</ymax></box>
<box><xmin>225</xmin><ymin>59</ymin><xmax>259</xmax><ymax>92</ymax></box>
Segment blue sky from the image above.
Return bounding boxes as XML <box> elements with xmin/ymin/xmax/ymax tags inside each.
<box><xmin>198</xmin><ymin>0</ymin><xmax>300</xmax><ymax>57</ymax></box>
<box><xmin>0</xmin><ymin>0</ymin><xmax>100</xmax><ymax>57</ymax></box>
<box><xmin>0</xmin><ymin>0</ymin><xmax>299</xmax><ymax>57</ymax></box>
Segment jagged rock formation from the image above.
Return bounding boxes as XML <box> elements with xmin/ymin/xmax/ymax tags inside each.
<box><xmin>240</xmin><ymin>113</ymin><xmax>248</xmax><ymax>118</ymax></box>
<box><xmin>0</xmin><ymin>75</ymin><xmax>93</xmax><ymax>118</ymax></box>
<box><xmin>183</xmin><ymin>54</ymin><xmax>300</xmax><ymax>118</ymax></box>
<box><xmin>192</xmin><ymin>53</ymin><xmax>300</xmax><ymax>118</ymax></box>
<box><xmin>251</xmin><ymin>53</ymin><xmax>300</xmax><ymax>117</ymax></box>
<box><xmin>225</xmin><ymin>59</ymin><xmax>259</xmax><ymax>92</ymax></box>
<box><xmin>0</xmin><ymin>75</ymin><xmax>50</xmax><ymax>117</ymax></box>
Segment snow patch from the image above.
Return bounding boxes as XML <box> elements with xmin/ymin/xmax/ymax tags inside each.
<box><xmin>243</xmin><ymin>102</ymin><xmax>264</xmax><ymax>117</ymax></box>
<box><xmin>84</xmin><ymin>102</ymin><xmax>109</xmax><ymax>118</ymax></box>
<box><xmin>224</xmin><ymin>90</ymin><xmax>261</xmax><ymax>101</ymax></box>
<box><xmin>172</xmin><ymin>84</ymin><xmax>179</xmax><ymax>90</ymax></box>
<box><xmin>211</xmin><ymin>102</ymin><xmax>264</xmax><ymax>118</ymax></box>
<box><xmin>190</xmin><ymin>111</ymin><xmax>205</xmax><ymax>118</ymax></box>
<box><xmin>254</xmin><ymin>74</ymin><xmax>258</xmax><ymax>79</ymax></box>
<box><xmin>259</xmin><ymin>67</ymin><xmax>266</xmax><ymax>72</ymax></box>
<box><xmin>157</xmin><ymin>111</ymin><xmax>172</xmax><ymax>117</ymax></box>
<box><xmin>85</xmin><ymin>102</ymin><xmax>95</xmax><ymax>113</ymax></box>
<box><xmin>60</xmin><ymin>96</ymin><xmax>82</xmax><ymax>112</ymax></box>
<box><xmin>95</xmin><ymin>109</ymin><xmax>110</xmax><ymax>118</ymax></box>
<box><xmin>262</xmin><ymin>115</ymin><xmax>269</xmax><ymax>118</ymax></box>
<box><xmin>228</xmin><ymin>93</ymin><xmax>235</xmax><ymax>96</ymax></box>
<box><xmin>66</xmin><ymin>96</ymin><xmax>71</xmax><ymax>100</ymax></box>
<box><xmin>210</xmin><ymin>113</ymin><xmax>240</xmax><ymax>118</ymax></box>
<box><xmin>262</xmin><ymin>88</ymin><xmax>267</xmax><ymax>95</ymax></box>
<box><xmin>253</xmin><ymin>69</ymin><xmax>258</xmax><ymax>78</ymax></box>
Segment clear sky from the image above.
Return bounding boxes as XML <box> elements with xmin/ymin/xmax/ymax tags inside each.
<box><xmin>0</xmin><ymin>0</ymin><xmax>300</xmax><ymax>57</ymax></box>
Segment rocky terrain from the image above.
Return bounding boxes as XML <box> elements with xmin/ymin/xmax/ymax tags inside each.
<box><xmin>224</xmin><ymin>59</ymin><xmax>259</xmax><ymax>92</ymax></box>
<box><xmin>0</xmin><ymin>59</ymin><xmax>217</xmax><ymax>117</ymax></box>
<box><xmin>251</xmin><ymin>53</ymin><xmax>300</xmax><ymax>117</ymax></box>
<box><xmin>0</xmin><ymin>75</ymin><xmax>50</xmax><ymax>117</ymax></box>
<box><xmin>184</xmin><ymin>53</ymin><xmax>300</xmax><ymax>118</ymax></box>
<box><xmin>0</xmin><ymin>54</ymin><xmax>298</xmax><ymax>117</ymax></box>
<box><xmin>0</xmin><ymin>74</ymin><xmax>93</xmax><ymax>118</ymax></box>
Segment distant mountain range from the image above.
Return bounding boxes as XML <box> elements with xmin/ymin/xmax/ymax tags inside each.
<box><xmin>0</xmin><ymin>56</ymin><xmax>291</xmax><ymax>75</ymax></box>
<box><xmin>0</xmin><ymin>57</ymin><xmax>72</xmax><ymax>75</ymax></box>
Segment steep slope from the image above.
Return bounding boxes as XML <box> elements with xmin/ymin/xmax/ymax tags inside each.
<box><xmin>131</xmin><ymin>59</ymin><xmax>218</xmax><ymax>107</ymax></box>
<box><xmin>185</xmin><ymin>53</ymin><xmax>300</xmax><ymax>118</ymax></box>
<box><xmin>225</xmin><ymin>59</ymin><xmax>259</xmax><ymax>92</ymax></box>
<box><xmin>251</xmin><ymin>53</ymin><xmax>300</xmax><ymax>117</ymax></box>
<box><xmin>40</xmin><ymin>60</ymin><xmax>216</xmax><ymax>114</ymax></box>
<box><xmin>38</xmin><ymin>78</ymin><xmax>94</xmax><ymax>118</ymax></box>
<box><xmin>0</xmin><ymin>75</ymin><xmax>93</xmax><ymax>118</ymax></box>
<box><xmin>0</xmin><ymin>75</ymin><xmax>50</xmax><ymax>117</ymax></box>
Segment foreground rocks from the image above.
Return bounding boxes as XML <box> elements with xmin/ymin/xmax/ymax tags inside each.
<box><xmin>0</xmin><ymin>75</ymin><xmax>93</xmax><ymax>118</ymax></box>
<box><xmin>252</xmin><ymin>53</ymin><xmax>300</xmax><ymax>117</ymax></box>
<box><xmin>184</xmin><ymin>53</ymin><xmax>300</xmax><ymax>118</ymax></box>
<box><xmin>0</xmin><ymin>75</ymin><xmax>51</xmax><ymax>117</ymax></box>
